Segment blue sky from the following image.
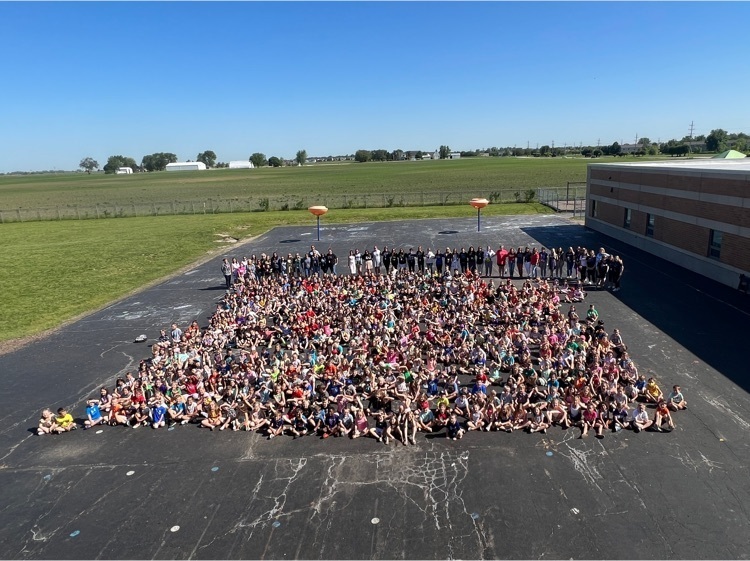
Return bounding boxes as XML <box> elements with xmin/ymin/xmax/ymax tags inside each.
<box><xmin>1</xmin><ymin>1</ymin><xmax>749</xmax><ymax>172</ymax></box>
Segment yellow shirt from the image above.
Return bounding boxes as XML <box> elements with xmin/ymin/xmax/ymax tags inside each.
<box><xmin>646</xmin><ymin>381</ymin><xmax>661</xmax><ymax>397</ymax></box>
<box><xmin>56</xmin><ymin>413</ymin><xmax>74</xmax><ymax>427</ymax></box>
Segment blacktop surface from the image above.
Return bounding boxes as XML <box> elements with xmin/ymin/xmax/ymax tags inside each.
<box><xmin>1</xmin><ymin>214</ymin><xmax>749</xmax><ymax>560</ymax></box>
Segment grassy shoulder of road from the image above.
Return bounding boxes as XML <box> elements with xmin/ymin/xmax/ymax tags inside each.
<box><xmin>0</xmin><ymin>203</ymin><xmax>551</xmax><ymax>349</ymax></box>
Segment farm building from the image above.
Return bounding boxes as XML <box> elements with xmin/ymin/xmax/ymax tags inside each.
<box><xmin>228</xmin><ymin>161</ymin><xmax>255</xmax><ymax>169</ymax></box>
<box><xmin>586</xmin><ymin>157</ymin><xmax>750</xmax><ymax>289</ymax></box>
<box><xmin>165</xmin><ymin>162</ymin><xmax>207</xmax><ymax>172</ymax></box>
<box><xmin>115</xmin><ymin>167</ymin><xmax>133</xmax><ymax>174</ymax></box>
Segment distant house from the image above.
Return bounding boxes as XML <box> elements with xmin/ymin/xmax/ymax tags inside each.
<box><xmin>620</xmin><ymin>144</ymin><xmax>646</xmax><ymax>155</ymax></box>
<box><xmin>228</xmin><ymin>161</ymin><xmax>255</xmax><ymax>169</ymax></box>
<box><xmin>166</xmin><ymin>162</ymin><xmax>207</xmax><ymax>172</ymax></box>
<box><xmin>115</xmin><ymin>167</ymin><xmax>133</xmax><ymax>174</ymax></box>
<box><xmin>449</xmin><ymin>152</ymin><xmax>461</xmax><ymax>159</ymax></box>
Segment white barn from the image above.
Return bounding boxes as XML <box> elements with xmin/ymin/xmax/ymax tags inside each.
<box><xmin>165</xmin><ymin>162</ymin><xmax>207</xmax><ymax>172</ymax></box>
<box><xmin>228</xmin><ymin>160</ymin><xmax>255</xmax><ymax>169</ymax></box>
<box><xmin>115</xmin><ymin>167</ymin><xmax>133</xmax><ymax>174</ymax></box>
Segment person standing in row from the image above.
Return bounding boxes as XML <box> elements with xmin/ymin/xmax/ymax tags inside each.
<box><xmin>221</xmin><ymin>258</ymin><xmax>232</xmax><ymax>289</ymax></box>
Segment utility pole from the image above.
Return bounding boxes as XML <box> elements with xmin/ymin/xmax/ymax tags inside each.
<box><xmin>597</xmin><ymin>138</ymin><xmax>600</xmax><ymax>147</ymax></box>
<box><xmin>688</xmin><ymin>121</ymin><xmax>695</xmax><ymax>156</ymax></box>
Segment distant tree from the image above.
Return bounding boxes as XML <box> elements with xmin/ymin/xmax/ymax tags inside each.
<box><xmin>638</xmin><ymin>137</ymin><xmax>651</xmax><ymax>147</ymax></box>
<box><xmin>392</xmin><ymin>149</ymin><xmax>404</xmax><ymax>161</ymax></box>
<box><xmin>79</xmin><ymin>157</ymin><xmax>99</xmax><ymax>174</ymax></box>
<box><xmin>540</xmin><ymin>145</ymin><xmax>550</xmax><ymax>156</ymax></box>
<box><xmin>103</xmin><ymin>155</ymin><xmax>138</xmax><ymax>174</ymax></box>
<box><xmin>249</xmin><ymin>153</ymin><xmax>268</xmax><ymax>167</ymax></box>
<box><xmin>268</xmin><ymin>156</ymin><xmax>283</xmax><ymax>167</ymax></box>
<box><xmin>706</xmin><ymin>129</ymin><xmax>728</xmax><ymax>152</ymax></box>
<box><xmin>581</xmin><ymin>147</ymin><xmax>593</xmax><ymax>157</ymax></box>
<box><xmin>733</xmin><ymin>138</ymin><xmax>747</xmax><ymax>153</ymax></box>
<box><xmin>196</xmin><ymin>150</ymin><xmax>217</xmax><ymax>168</ymax></box>
<box><xmin>592</xmin><ymin>148</ymin><xmax>603</xmax><ymax>158</ymax></box>
<box><xmin>439</xmin><ymin>145</ymin><xmax>451</xmax><ymax>159</ymax></box>
<box><xmin>141</xmin><ymin>152</ymin><xmax>177</xmax><ymax>172</ymax></box>
<box><xmin>354</xmin><ymin>150</ymin><xmax>371</xmax><ymax>163</ymax></box>
<box><xmin>371</xmin><ymin>149</ymin><xmax>389</xmax><ymax>162</ymax></box>
<box><xmin>295</xmin><ymin>149</ymin><xmax>307</xmax><ymax>166</ymax></box>
<box><xmin>415</xmin><ymin>151</ymin><xmax>423</xmax><ymax>160</ymax></box>
<box><xmin>647</xmin><ymin>144</ymin><xmax>659</xmax><ymax>155</ymax></box>
<box><xmin>609</xmin><ymin>141</ymin><xmax>622</xmax><ymax>156</ymax></box>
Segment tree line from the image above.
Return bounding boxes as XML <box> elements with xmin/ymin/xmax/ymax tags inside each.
<box><xmin>77</xmin><ymin>127</ymin><xmax>749</xmax><ymax>174</ymax></box>
<box><xmin>79</xmin><ymin>149</ymin><xmax>309</xmax><ymax>174</ymax></box>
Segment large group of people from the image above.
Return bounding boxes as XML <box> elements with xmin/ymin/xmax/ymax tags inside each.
<box><xmin>41</xmin><ymin>242</ymin><xmax>686</xmax><ymax>444</ymax></box>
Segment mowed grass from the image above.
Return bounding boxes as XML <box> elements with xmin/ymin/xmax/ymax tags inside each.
<box><xmin>0</xmin><ymin>203</ymin><xmax>551</xmax><ymax>345</ymax></box>
<box><xmin>0</xmin><ymin>157</ymin><xmax>596</xmax><ymax>209</ymax></box>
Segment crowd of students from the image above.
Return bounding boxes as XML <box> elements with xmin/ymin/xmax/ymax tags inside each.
<box><xmin>40</xmin><ymin>243</ymin><xmax>686</xmax><ymax>443</ymax></box>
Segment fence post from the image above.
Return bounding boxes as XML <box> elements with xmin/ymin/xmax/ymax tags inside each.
<box><xmin>191</xmin><ymin>202</ymin><xmax>195</xmax><ymax>214</ymax></box>
<box><xmin>203</xmin><ymin>202</ymin><xmax>206</xmax><ymax>215</ymax></box>
<box><xmin>229</xmin><ymin>200</ymin><xmax>233</xmax><ymax>213</ymax></box>
<box><xmin>17</xmin><ymin>209</ymin><xmax>21</xmax><ymax>222</ymax></box>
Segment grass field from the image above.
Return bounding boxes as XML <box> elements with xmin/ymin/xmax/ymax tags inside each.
<box><xmin>0</xmin><ymin>157</ymin><xmax>598</xmax><ymax>212</ymax></box>
<box><xmin>0</xmin><ymin>203</ymin><xmax>551</xmax><ymax>346</ymax></box>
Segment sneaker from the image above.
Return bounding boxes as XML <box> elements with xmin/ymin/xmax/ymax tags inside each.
<box><xmin>634</xmin><ymin>426</ymin><xmax>641</xmax><ymax>433</ymax></box>
<box><xmin>181</xmin><ymin>420</ymin><xmax>188</xmax><ymax>425</ymax></box>
<box><xmin>268</xmin><ymin>434</ymin><xmax>275</xmax><ymax>440</ymax></box>
<box><xmin>541</xmin><ymin>428</ymin><xmax>547</xmax><ymax>434</ymax></box>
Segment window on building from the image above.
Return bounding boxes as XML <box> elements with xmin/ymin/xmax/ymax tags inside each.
<box><xmin>590</xmin><ymin>200</ymin><xmax>597</xmax><ymax>218</ymax></box>
<box><xmin>708</xmin><ymin>230</ymin><xmax>723</xmax><ymax>260</ymax></box>
<box><xmin>623</xmin><ymin>208</ymin><xmax>631</xmax><ymax>229</ymax></box>
<box><xmin>646</xmin><ymin>213</ymin><xmax>655</xmax><ymax>237</ymax></box>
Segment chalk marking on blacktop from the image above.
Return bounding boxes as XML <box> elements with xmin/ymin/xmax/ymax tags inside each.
<box><xmin>701</xmin><ymin>394</ymin><xmax>750</xmax><ymax>430</ymax></box>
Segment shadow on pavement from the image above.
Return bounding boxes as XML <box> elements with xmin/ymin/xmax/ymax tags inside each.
<box><xmin>523</xmin><ymin>224</ymin><xmax>750</xmax><ymax>393</ymax></box>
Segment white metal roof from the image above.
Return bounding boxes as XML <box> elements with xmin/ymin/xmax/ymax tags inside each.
<box><xmin>590</xmin><ymin>158</ymin><xmax>750</xmax><ymax>173</ymax></box>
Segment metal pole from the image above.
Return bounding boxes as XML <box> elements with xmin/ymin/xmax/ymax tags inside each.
<box><xmin>477</xmin><ymin>208</ymin><xmax>481</xmax><ymax>232</ymax></box>
<box><xmin>317</xmin><ymin>215</ymin><xmax>321</xmax><ymax>241</ymax></box>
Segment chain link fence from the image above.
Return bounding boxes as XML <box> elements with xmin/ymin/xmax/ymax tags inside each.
<box><xmin>537</xmin><ymin>182</ymin><xmax>588</xmax><ymax>218</ymax></box>
<box><xmin>0</xmin><ymin>188</ymin><xmax>564</xmax><ymax>223</ymax></box>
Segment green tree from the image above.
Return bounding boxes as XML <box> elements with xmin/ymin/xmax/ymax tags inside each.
<box><xmin>196</xmin><ymin>150</ymin><xmax>217</xmax><ymax>168</ymax></box>
<box><xmin>706</xmin><ymin>129</ymin><xmax>728</xmax><ymax>152</ymax></box>
<box><xmin>592</xmin><ymin>148</ymin><xmax>603</xmax><ymax>158</ymax></box>
<box><xmin>141</xmin><ymin>152</ymin><xmax>177</xmax><ymax>172</ymax></box>
<box><xmin>250</xmin><ymin>153</ymin><xmax>267</xmax><ymax>167</ymax></box>
<box><xmin>295</xmin><ymin>149</ymin><xmax>307</xmax><ymax>166</ymax></box>
<box><xmin>103</xmin><ymin>155</ymin><xmax>137</xmax><ymax>174</ymax></box>
<box><xmin>79</xmin><ymin>157</ymin><xmax>99</xmax><ymax>174</ymax></box>
<box><xmin>415</xmin><ymin>151</ymin><xmax>423</xmax><ymax>160</ymax></box>
<box><xmin>539</xmin><ymin>145</ymin><xmax>550</xmax><ymax>156</ymax></box>
<box><xmin>268</xmin><ymin>156</ymin><xmax>283</xmax><ymax>167</ymax></box>
<box><xmin>392</xmin><ymin>149</ymin><xmax>404</xmax><ymax>161</ymax></box>
<box><xmin>439</xmin><ymin>145</ymin><xmax>451</xmax><ymax>159</ymax></box>
<box><xmin>354</xmin><ymin>149</ymin><xmax>371</xmax><ymax>163</ymax></box>
<box><xmin>371</xmin><ymin>149</ymin><xmax>389</xmax><ymax>162</ymax></box>
<box><xmin>609</xmin><ymin>141</ymin><xmax>622</xmax><ymax>156</ymax></box>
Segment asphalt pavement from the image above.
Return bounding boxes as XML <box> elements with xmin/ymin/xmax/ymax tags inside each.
<box><xmin>1</xmin><ymin>214</ymin><xmax>749</xmax><ymax>560</ymax></box>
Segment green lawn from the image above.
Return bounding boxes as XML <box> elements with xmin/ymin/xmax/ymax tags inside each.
<box><xmin>0</xmin><ymin>203</ymin><xmax>551</xmax><ymax>345</ymax></box>
<box><xmin>0</xmin><ymin>157</ymin><xmax>599</xmax><ymax>211</ymax></box>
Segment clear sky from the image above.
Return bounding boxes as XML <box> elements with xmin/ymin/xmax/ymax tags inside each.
<box><xmin>1</xmin><ymin>1</ymin><xmax>749</xmax><ymax>172</ymax></box>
